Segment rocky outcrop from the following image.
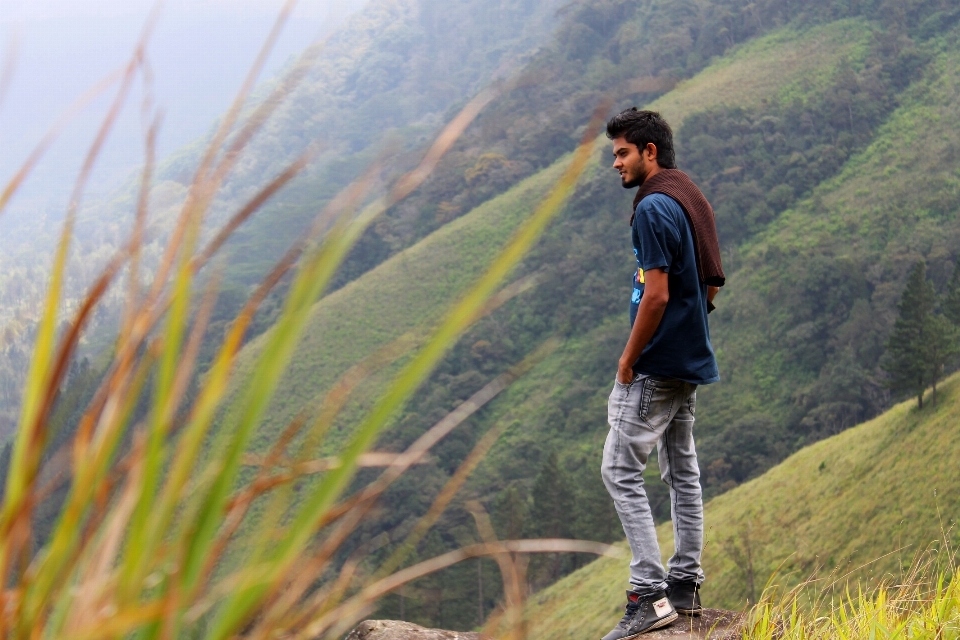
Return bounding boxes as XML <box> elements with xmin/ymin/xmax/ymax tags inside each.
<box><xmin>345</xmin><ymin>620</ymin><xmax>484</xmax><ymax>640</ymax></box>
<box><xmin>640</xmin><ymin>609</ymin><xmax>745</xmax><ymax>639</ymax></box>
<box><xmin>346</xmin><ymin>610</ymin><xmax>743</xmax><ymax>640</ymax></box>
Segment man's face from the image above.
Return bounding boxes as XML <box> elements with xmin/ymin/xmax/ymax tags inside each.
<box><xmin>612</xmin><ymin>137</ymin><xmax>650</xmax><ymax>189</ymax></box>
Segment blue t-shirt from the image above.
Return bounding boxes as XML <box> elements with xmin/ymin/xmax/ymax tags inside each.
<box><xmin>629</xmin><ymin>192</ymin><xmax>719</xmax><ymax>385</ymax></box>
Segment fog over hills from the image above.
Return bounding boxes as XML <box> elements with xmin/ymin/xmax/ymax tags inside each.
<box><xmin>0</xmin><ymin>0</ymin><xmax>367</xmax><ymax>222</ymax></box>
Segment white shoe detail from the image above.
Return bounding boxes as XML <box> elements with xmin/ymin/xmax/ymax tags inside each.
<box><xmin>652</xmin><ymin>597</ymin><xmax>672</xmax><ymax>618</ymax></box>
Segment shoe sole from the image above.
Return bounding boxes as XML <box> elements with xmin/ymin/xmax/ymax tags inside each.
<box><xmin>676</xmin><ymin>607</ymin><xmax>702</xmax><ymax>617</ymax></box>
<box><xmin>619</xmin><ymin>612</ymin><xmax>679</xmax><ymax>638</ymax></box>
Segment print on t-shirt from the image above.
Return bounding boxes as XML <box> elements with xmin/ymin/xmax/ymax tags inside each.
<box><xmin>629</xmin><ymin>193</ymin><xmax>719</xmax><ymax>385</ymax></box>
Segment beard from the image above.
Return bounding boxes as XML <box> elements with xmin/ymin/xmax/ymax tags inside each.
<box><xmin>621</xmin><ymin>169</ymin><xmax>647</xmax><ymax>189</ymax></box>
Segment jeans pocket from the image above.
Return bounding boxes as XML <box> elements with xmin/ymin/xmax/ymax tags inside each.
<box><xmin>638</xmin><ymin>376</ymin><xmax>679</xmax><ymax>429</ymax></box>
<box><xmin>613</xmin><ymin>373</ymin><xmax>637</xmax><ymax>392</ymax></box>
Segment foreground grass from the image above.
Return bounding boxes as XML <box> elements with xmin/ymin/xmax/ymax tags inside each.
<box><xmin>743</xmin><ymin>566</ymin><xmax>960</xmax><ymax>639</ymax></box>
<box><xmin>0</xmin><ymin>16</ymin><xmax>614</xmax><ymax>633</ymax></box>
<box><xmin>523</xmin><ymin>372</ymin><xmax>960</xmax><ymax>640</ymax></box>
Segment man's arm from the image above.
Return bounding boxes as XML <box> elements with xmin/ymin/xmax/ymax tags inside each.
<box><xmin>708</xmin><ymin>285</ymin><xmax>718</xmax><ymax>303</ymax></box>
<box><xmin>618</xmin><ymin>268</ymin><xmax>669</xmax><ymax>384</ymax></box>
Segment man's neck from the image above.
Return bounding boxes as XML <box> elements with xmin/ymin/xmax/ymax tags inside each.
<box><xmin>644</xmin><ymin>164</ymin><xmax>663</xmax><ymax>183</ymax></box>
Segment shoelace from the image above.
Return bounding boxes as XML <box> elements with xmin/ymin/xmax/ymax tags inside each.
<box><xmin>618</xmin><ymin>599</ymin><xmax>641</xmax><ymax>627</ymax></box>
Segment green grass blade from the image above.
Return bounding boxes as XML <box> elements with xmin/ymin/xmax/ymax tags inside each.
<box><xmin>177</xmin><ymin>211</ymin><xmax>368</xmax><ymax>597</ymax></box>
<box><xmin>0</xmin><ymin>213</ymin><xmax>74</xmax><ymax>585</ymax></box>
<box><xmin>119</xmin><ymin>215</ymin><xmax>201</xmax><ymax>600</ymax></box>
<box><xmin>204</xmin><ymin>123</ymin><xmax>599</xmax><ymax>640</ymax></box>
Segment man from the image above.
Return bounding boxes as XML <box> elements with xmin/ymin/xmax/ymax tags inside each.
<box><xmin>600</xmin><ymin>108</ymin><xmax>724</xmax><ymax>639</ymax></box>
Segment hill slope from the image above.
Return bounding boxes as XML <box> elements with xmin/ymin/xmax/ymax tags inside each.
<box><xmin>0</xmin><ymin>0</ymin><xmax>567</xmax><ymax>435</ymax></box>
<box><xmin>360</xmin><ymin>19</ymin><xmax>960</xmax><ymax>626</ymax></box>
<box><xmin>465</xmin><ymin>25</ymin><xmax>960</xmax><ymax>513</ymax></box>
<box><xmin>229</xmin><ymin>20</ymin><xmax>870</xmax><ymax>450</ymax></box>
<box><xmin>524</xmin><ymin>371</ymin><xmax>960</xmax><ymax>640</ymax></box>
<box><xmin>8</xmin><ymin>2</ymin><xmax>960</xmax><ymax>632</ymax></box>
<box><xmin>212</xmin><ymin>20</ymin><xmax>924</xmax><ymax>626</ymax></box>
<box><xmin>698</xmin><ymin>39</ymin><xmax>960</xmax><ymax>483</ymax></box>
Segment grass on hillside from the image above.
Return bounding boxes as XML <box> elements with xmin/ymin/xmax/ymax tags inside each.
<box><xmin>523</xmin><ymin>372</ymin><xmax>960</xmax><ymax>640</ymax></box>
<box><xmin>701</xmin><ymin>40</ymin><xmax>960</xmax><ymax>441</ymax></box>
<box><xmin>651</xmin><ymin>18</ymin><xmax>874</xmax><ymax>125</ymax></box>
<box><xmin>223</xmin><ymin>20</ymin><xmax>873</xmax><ymax>459</ymax></box>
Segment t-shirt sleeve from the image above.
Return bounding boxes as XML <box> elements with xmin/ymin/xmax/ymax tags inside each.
<box><xmin>633</xmin><ymin>194</ymin><xmax>681</xmax><ymax>273</ymax></box>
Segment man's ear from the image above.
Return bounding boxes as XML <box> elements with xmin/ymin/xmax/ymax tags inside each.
<box><xmin>644</xmin><ymin>142</ymin><xmax>658</xmax><ymax>162</ymax></box>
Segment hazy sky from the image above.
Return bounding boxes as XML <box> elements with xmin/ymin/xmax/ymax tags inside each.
<box><xmin>1</xmin><ymin>0</ymin><xmax>360</xmax><ymax>21</ymax></box>
<box><xmin>0</xmin><ymin>0</ymin><xmax>368</xmax><ymax>217</ymax></box>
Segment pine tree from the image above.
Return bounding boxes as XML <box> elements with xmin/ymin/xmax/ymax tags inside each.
<box><xmin>925</xmin><ymin>314</ymin><xmax>959</xmax><ymax>407</ymax></box>
<box><xmin>572</xmin><ymin>469</ymin><xmax>620</xmax><ymax>544</ymax></box>
<box><xmin>527</xmin><ymin>451</ymin><xmax>574</xmax><ymax>585</ymax></box>
<box><xmin>883</xmin><ymin>262</ymin><xmax>936</xmax><ymax>408</ymax></box>
<box><xmin>492</xmin><ymin>485</ymin><xmax>527</xmax><ymax>541</ymax></box>
<box><xmin>944</xmin><ymin>262</ymin><xmax>960</xmax><ymax>326</ymax></box>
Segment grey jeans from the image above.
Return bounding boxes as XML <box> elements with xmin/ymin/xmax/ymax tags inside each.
<box><xmin>601</xmin><ymin>373</ymin><xmax>704</xmax><ymax>594</ymax></box>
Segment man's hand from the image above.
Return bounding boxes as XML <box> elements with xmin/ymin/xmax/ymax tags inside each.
<box><xmin>617</xmin><ymin>268</ymin><xmax>669</xmax><ymax>383</ymax></box>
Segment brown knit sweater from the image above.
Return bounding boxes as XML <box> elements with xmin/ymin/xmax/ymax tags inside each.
<box><xmin>631</xmin><ymin>169</ymin><xmax>725</xmax><ymax>287</ymax></box>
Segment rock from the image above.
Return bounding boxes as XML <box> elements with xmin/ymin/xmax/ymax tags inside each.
<box><xmin>638</xmin><ymin>609</ymin><xmax>745</xmax><ymax>639</ymax></box>
<box><xmin>346</xmin><ymin>611</ymin><xmax>744</xmax><ymax>640</ymax></box>
<box><xmin>345</xmin><ymin>620</ymin><xmax>485</xmax><ymax>640</ymax></box>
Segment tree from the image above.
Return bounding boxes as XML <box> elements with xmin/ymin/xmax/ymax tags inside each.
<box><xmin>924</xmin><ymin>314</ymin><xmax>959</xmax><ymax>407</ymax></box>
<box><xmin>943</xmin><ymin>263</ymin><xmax>960</xmax><ymax>326</ymax></box>
<box><xmin>526</xmin><ymin>452</ymin><xmax>575</xmax><ymax>586</ymax></box>
<box><xmin>572</xmin><ymin>473</ymin><xmax>620</xmax><ymax>544</ymax></box>
<box><xmin>492</xmin><ymin>485</ymin><xmax>528</xmax><ymax>541</ymax></box>
<box><xmin>883</xmin><ymin>262</ymin><xmax>935</xmax><ymax>408</ymax></box>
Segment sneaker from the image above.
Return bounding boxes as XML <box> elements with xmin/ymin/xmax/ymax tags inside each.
<box><xmin>600</xmin><ymin>589</ymin><xmax>678</xmax><ymax>640</ymax></box>
<box><xmin>665</xmin><ymin>579</ymin><xmax>702</xmax><ymax>616</ymax></box>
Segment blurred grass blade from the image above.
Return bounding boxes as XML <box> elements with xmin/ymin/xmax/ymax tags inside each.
<box><xmin>177</xmin><ymin>85</ymin><xmax>502</xmax><ymax>629</ymax></box>
<box><xmin>0</xmin><ymin>203</ymin><xmax>74</xmax><ymax>591</ymax></box>
<box><xmin>204</xmin><ymin>105</ymin><xmax>603</xmax><ymax>640</ymax></box>
<box><xmin>375</xmin><ymin>338</ymin><xmax>560</xmax><ymax>579</ymax></box>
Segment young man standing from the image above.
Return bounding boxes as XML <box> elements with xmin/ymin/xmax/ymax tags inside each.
<box><xmin>600</xmin><ymin>109</ymin><xmax>724</xmax><ymax>639</ymax></box>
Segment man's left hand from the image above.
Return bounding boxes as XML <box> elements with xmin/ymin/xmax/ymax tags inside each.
<box><xmin>617</xmin><ymin>360</ymin><xmax>635</xmax><ymax>385</ymax></box>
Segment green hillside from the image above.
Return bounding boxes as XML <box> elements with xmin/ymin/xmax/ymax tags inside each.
<box><xmin>235</xmin><ymin>155</ymin><xmax>576</xmax><ymax>444</ymax></box>
<box><xmin>360</xmin><ymin>18</ymin><xmax>960</xmax><ymax>627</ymax></box>
<box><xmin>213</xmin><ymin>19</ymin><xmax>924</xmax><ymax>627</ymax></box>
<box><xmin>523</xmin><ymin>371</ymin><xmax>960</xmax><ymax>640</ymax></box>
<box><xmin>229</xmin><ymin>20</ymin><xmax>868</xmax><ymax>450</ymax></box>
<box><xmin>698</xmin><ymin>40</ymin><xmax>960</xmax><ymax>485</ymax></box>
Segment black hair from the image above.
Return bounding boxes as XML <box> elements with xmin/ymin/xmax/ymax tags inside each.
<box><xmin>605</xmin><ymin>108</ymin><xmax>676</xmax><ymax>169</ymax></box>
